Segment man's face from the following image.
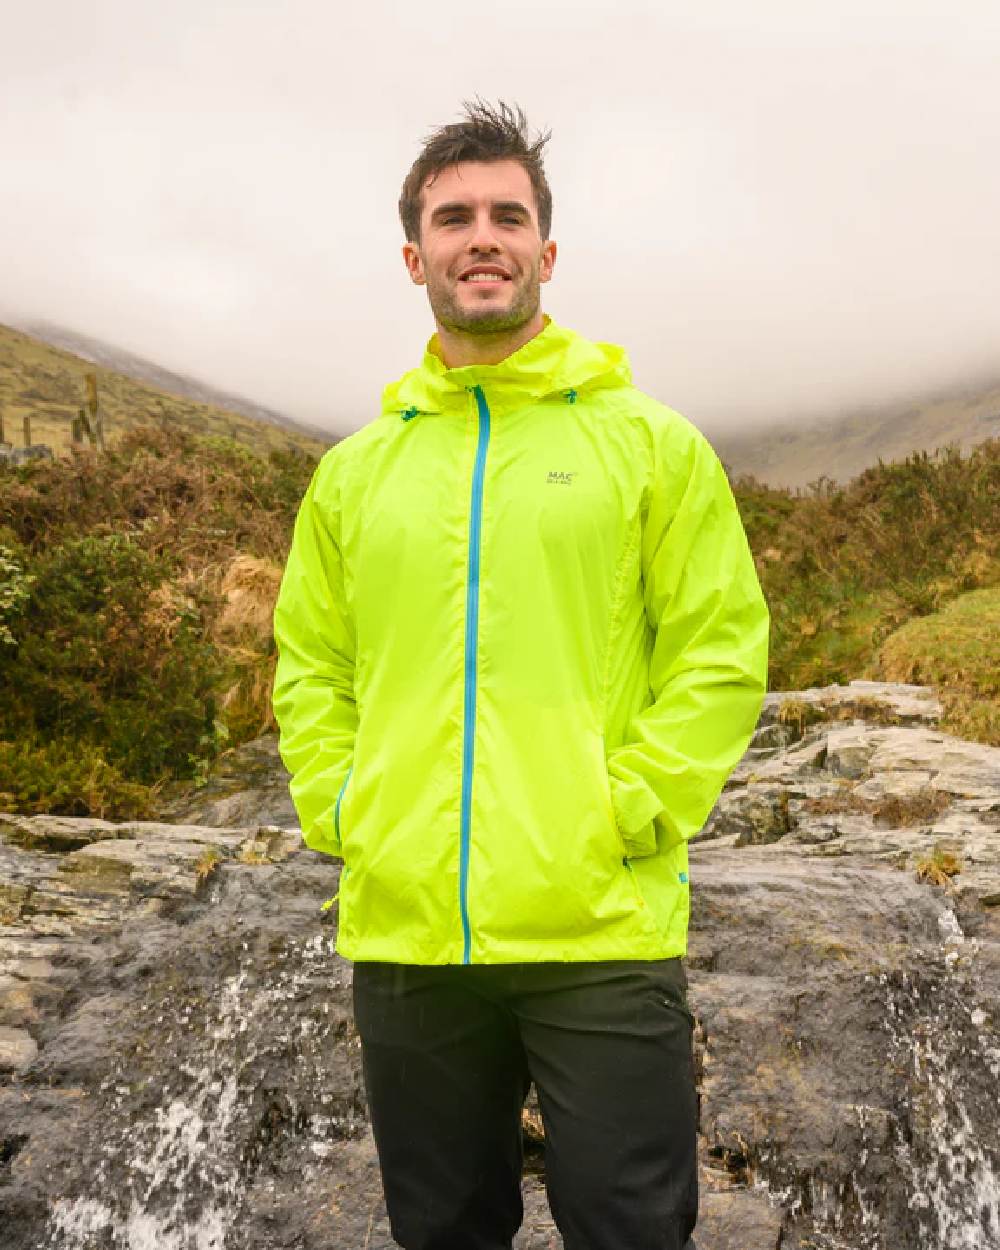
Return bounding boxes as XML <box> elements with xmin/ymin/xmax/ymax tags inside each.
<box><xmin>402</xmin><ymin>159</ymin><xmax>556</xmax><ymax>338</ymax></box>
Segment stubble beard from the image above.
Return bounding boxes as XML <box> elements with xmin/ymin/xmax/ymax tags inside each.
<box><xmin>427</xmin><ymin>261</ymin><xmax>542</xmax><ymax>338</ymax></box>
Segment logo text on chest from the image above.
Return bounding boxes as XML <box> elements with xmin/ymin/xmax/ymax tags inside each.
<box><xmin>546</xmin><ymin>470</ymin><xmax>577</xmax><ymax>485</ymax></box>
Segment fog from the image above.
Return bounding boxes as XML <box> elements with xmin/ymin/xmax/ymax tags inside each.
<box><xmin>2</xmin><ymin>0</ymin><xmax>999</xmax><ymax>437</ymax></box>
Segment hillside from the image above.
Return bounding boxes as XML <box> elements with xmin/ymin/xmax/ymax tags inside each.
<box><xmin>0</xmin><ymin>322</ymin><xmax>330</xmax><ymax>458</ymax></box>
<box><xmin>716</xmin><ymin>375</ymin><xmax>1000</xmax><ymax>488</ymax></box>
<box><xmin>17</xmin><ymin>320</ymin><xmax>332</xmax><ymax>441</ymax></box>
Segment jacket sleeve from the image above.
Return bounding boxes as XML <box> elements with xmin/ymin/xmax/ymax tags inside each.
<box><xmin>606</xmin><ymin>420</ymin><xmax>769</xmax><ymax>854</ymax></box>
<box><xmin>272</xmin><ymin>460</ymin><xmax>357</xmax><ymax>857</ymax></box>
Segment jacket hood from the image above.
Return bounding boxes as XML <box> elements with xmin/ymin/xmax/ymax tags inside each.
<box><xmin>381</xmin><ymin>316</ymin><xmax>632</xmax><ymax>419</ymax></box>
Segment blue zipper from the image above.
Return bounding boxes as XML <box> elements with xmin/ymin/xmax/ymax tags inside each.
<box><xmin>334</xmin><ymin>767</ymin><xmax>352</xmax><ymax>844</ymax></box>
<box><xmin>460</xmin><ymin>385</ymin><xmax>491</xmax><ymax>964</ymax></box>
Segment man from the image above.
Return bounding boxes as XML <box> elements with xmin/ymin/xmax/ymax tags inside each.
<box><xmin>273</xmin><ymin>100</ymin><xmax>769</xmax><ymax>1250</ymax></box>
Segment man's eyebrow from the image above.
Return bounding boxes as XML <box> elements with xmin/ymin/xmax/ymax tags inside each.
<box><xmin>429</xmin><ymin>201</ymin><xmax>471</xmax><ymax>218</ymax></box>
<box><xmin>428</xmin><ymin>200</ymin><xmax>531</xmax><ymax>219</ymax></box>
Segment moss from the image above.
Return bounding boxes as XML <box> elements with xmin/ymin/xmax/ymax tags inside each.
<box><xmin>879</xmin><ymin>588</ymin><xmax>1000</xmax><ymax>745</ymax></box>
<box><xmin>802</xmin><ymin>787</ymin><xmax>950</xmax><ymax>827</ymax></box>
<box><xmin>872</xmin><ymin>790</ymin><xmax>950</xmax><ymax>827</ymax></box>
<box><xmin>776</xmin><ymin>698</ymin><xmax>826</xmax><ymax>736</ymax></box>
<box><xmin>194</xmin><ymin>846</ymin><xmax>223</xmax><ymax>883</ymax></box>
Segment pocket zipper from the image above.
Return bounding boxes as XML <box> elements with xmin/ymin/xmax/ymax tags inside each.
<box><xmin>321</xmin><ymin>864</ymin><xmax>349</xmax><ymax>913</ymax></box>
<box><xmin>334</xmin><ymin>766</ymin><xmax>352</xmax><ymax>844</ymax></box>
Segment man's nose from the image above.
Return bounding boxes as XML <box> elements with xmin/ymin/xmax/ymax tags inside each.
<box><xmin>468</xmin><ymin>212</ymin><xmax>501</xmax><ymax>252</ymax></box>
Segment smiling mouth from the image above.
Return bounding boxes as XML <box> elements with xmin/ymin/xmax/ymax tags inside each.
<box><xmin>459</xmin><ymin>267</ymin><xmax>512</xmax><ymax>283</ymax></box>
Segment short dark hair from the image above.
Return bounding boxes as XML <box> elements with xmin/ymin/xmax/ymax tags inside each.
<box><xmin>399</xmin><ymin>99</ymin><xmax>552</xmax><ymax>243</ymax></box>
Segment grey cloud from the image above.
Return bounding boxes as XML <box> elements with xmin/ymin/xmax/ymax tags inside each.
<box><xmin>2</xmin><ymin>0</ymin><xmax>999</xmax><ymax>438</ymax></box>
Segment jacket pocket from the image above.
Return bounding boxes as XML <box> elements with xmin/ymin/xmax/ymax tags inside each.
<box><xmin>603</xmin><ymin>763</ymin><xmax>658</xmax><ymax>859</ymax></box>
<box><xmin>620</xmin><ymin>817</ymin><xmax>657</xmax><ymax>859</ymax></box>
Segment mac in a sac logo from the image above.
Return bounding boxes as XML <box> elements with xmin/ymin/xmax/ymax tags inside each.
<box><xmin>546</xmin><ymin>470</ymin><xmax>577</xmax><ymax>485</ymax></box>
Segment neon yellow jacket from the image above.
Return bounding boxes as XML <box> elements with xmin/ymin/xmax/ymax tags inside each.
<box><xmin>273</xmin><ymin>319</ymin><xmax>768</xmax><ymax>964</ymax></box>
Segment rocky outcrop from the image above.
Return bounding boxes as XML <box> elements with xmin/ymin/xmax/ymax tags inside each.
<box><xmin>691</xmin><ymin>681</ymin><xmax>1000</xmax><ymax>1250</ymax></box>
<box><xmin>154</xmin><ymin>735</ymin><xmax>299</xmax><ymax>830</ymax></box>
<box><xmin>706</xmin><ymin>681</ymin><xmax>1000</xmax><ymax>913</ymax></box>
<box><xmin>1</xmin><ymin>682</ymin><xmax>997</xmax><ymax>1249</ymax></box>
<box><xmin>0</xmin><ymin>444</ymin><xmax>53</xmax><ymax>467</ymax></box>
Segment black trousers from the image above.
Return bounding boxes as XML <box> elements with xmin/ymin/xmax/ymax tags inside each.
<box><xmin>352</xmin><ymin>959</ymin><xmax>698</xmax><ymax>1250</ymax></box>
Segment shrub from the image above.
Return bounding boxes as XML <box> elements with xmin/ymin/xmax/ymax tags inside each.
<box><xmin>0</xmin><ymin>544</ymin><xmax>34</xmax><ymax>646</ymax></box>
<box><xmin>732</xmin><ymin>440</ymin><xmax>1000</xmax><ymax>693</ymax></box>
<box><xmin>212</xmin><ymin>554</ymin><xmax>285</xmax><ymax>741</ymax></box>
<box><xmin>0</xmin><ymin>737</ymin><xmax>153</xmax><ymax>818</ymax></box>
<box><xmin>0</xmin><ymin>533</ymin><xmax>221</xmax><ymax>782</ymax></box>
<box><xmin>914</xmin><ymin>844</ymin><xmax>962</xmax><ymax>888</ymax></box>
<box><xmin>0</xmin><ymin>429</ymin><xmax>317</xmax><ymax>815</ymax></box>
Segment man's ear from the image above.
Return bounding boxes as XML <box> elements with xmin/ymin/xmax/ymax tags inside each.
<box><xmin>402</xmin><ymin>241</ymin><xmax>426</xmax><ymax>286</ymax></box>
<box><xmin>539</xmin><ymin>239</ymin><xmax>557</xmax><ymax>284</ymax></box>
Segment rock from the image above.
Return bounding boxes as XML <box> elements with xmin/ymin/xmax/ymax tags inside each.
<box><xmin>0</xmin><ymin>955</ymin><xmax>66</xmax><ymax>1027</ymax></box>
<box><xmin>760</xmin><ymin>680</ymin><xmax>943</xmax><ymax>732</ymax></box>
<box><xmin>729</xmin><ymin>788</ymin><xmax>792</xmax><ymax>847</ymax></box>
<box><xmin>0</xmin><ymin>932</ymin><xmax>65</xmax><ymax>970</ymax></box>
<box><xmin>0</xmin><ymin>815</ymin><xmax>120</xmax><ymax>854</ymax></box>
<box><xmin>153</xmin><ymin>734</ymin><xmax>299</xmax><ymax>829</ymax></box>
<box><xmin>0</xmin><ymin>976</ymin><xmax>38</xmax><ymax>1027</ymax></box>
<box><xmin>61</xmin><ymin>837</ymin><xmax>228</xmax><ymax>899</ymax></box>
<box><xmin>871</xmin><ymin>728</ymin><xmax>999</xmax><ymax>791</ymax></box>
<box><xmin>0</xmin><ymin>1026</ymin><xmax>38</xmax><ymax>1072</ymax></box>
<box><xmin>0</xmin><ymin>444</ymin><xmax>53</xmax><ymax>466</ymax></box>
<box><xmin>696</xmin><ymin>1191</ymin><xmax>783</xmax><ymax>1250</ymax></box>
<box><xmin>687</xmin><ymin>843</ymin><xmax>999</xmax><ymax>1247</ymax></box>
<box><xmin>935</xmin><ymin>762</ymin><xmax>1000</xmax><ymax>798</ymax></box>
<box><xmin>732</xmin><ymin>735</ymin><xmax>830</xmax><ymax>785</ymax></box>
<box><xmin>0</xmin><ymin>818</ymin><xmax>301</xmax><ymax>934</ymax></box>
<box><xmin>824</xmin><ymin>725</ymin><xmax>880</xmax><ymax>778</ymax></box>
<box><xmin>851</xmin><ymin>769</ymin><xmax>937</xmax><ymax>802</ymax></box>
<box><xmin>748</xmin><ymin>721</ymin><xmax>798</xmax><ymax>751</ymax></box>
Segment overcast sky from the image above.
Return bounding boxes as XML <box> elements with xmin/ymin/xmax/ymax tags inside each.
<box><xmin>2</xmin><ymin>1</ymin><xmax>999</xmax><ymax>438</ymax></box>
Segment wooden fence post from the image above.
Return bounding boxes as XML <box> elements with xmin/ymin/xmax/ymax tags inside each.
<box><xmin>84</xmin><ymin>373</ymin><xmax>106</xmax><ymax>450</ymax></box>
<box><xmin>23</xmin><ymin>415</ymin><xmax>31</xmax><ymax>447</ymax></box>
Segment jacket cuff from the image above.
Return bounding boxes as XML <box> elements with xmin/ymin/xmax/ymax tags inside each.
<box><xmin>302</xmin><ymin>828</ymin><xmax>343</xmax><ymax>858</ymax></box>
<box><xmin>608</xmin><ymin>773</ymin><xmax>662</xmax><ymax>858</ymax></box>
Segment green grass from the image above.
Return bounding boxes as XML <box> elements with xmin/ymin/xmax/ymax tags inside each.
<box><xmin>879</xmin><ymin>588</ymin><xmax>1000</xmax><ymax>743</ymax></box>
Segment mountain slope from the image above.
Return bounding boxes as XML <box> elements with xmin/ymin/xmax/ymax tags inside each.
<box><xmin>18</xmin><ymin>320</ymin><xmax>331</xmax><ymax>441</ymax></box>
<box><xmin>715</xmin><ymin>376</ymin><xmax>1000</xmax><ymax>488</ymax></box>
<box><xmin>0</xmin><ymin>323</ymin><xmax>330</xmax><ymax>457</ymax></box>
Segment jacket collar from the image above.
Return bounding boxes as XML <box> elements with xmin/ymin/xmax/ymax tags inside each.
<box><xmin>381</xmin><ymin>316</ymin><xmax>632</xmax><ymax>420</ymax></box>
